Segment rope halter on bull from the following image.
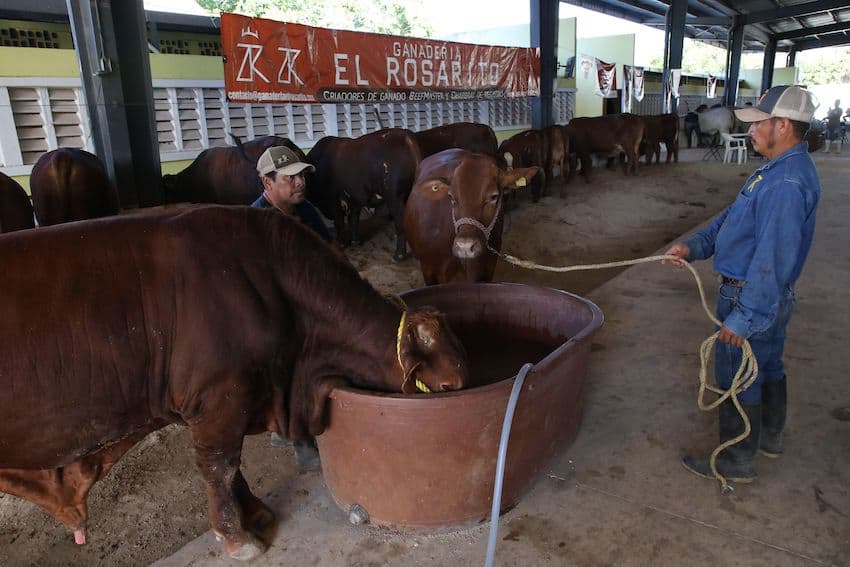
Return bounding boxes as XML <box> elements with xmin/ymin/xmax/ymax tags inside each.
<box><xmin>451</xmin><ymin>191</ymin><xmax>503</xmax><ymax>254</ymax></box>
<box><xmin>486</xmin><ymin>250</ymin><xmax>758</xmax><ymax>493</ymax></box>
<box><xmin>385</xmin><ymin>293</ymin><xmax>432</xmax><ymax>394</ymax></box>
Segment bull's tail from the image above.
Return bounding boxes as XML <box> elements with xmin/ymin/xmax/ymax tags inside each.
<box><xmin>230</xmin><ymin>132</ymin><xmax>253</xmax><ymax>163</ymax></box>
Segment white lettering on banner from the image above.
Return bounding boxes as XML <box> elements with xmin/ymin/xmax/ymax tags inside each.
<box><xmin>451</xmin><ymin>60</ymin><xmax>461</xmax><ymax>85</ymax></box>
<box><xmin>276</xmin><ymin>47</ymin><xmax>304</xmax><ymax>85</ymax></box>
<box><xmin>354</xmin><ymin>54</ymin><xmax>369</xmax><ymax>86</ymax></box>
<box><xmin>404</xmin><ymin>59</ymin><xmax>417</xmax><ymax>84</ymax></box>
<box><xmin>391</xmin><ymin>41</ymin><xmax>447</xmax><ymax>60</ymax></box>
<box><xmin>334</xmin><ymin>53</ymin><xmax>350</xmax><ymax>85</ymax></box>
<box><xmin>386</xmin><ymin>58</ymin><xmax>400</xmax><ymax>86</ymax></box>
<box><xmin>236</xmin><ymin>43</ymin><xmax>270</xmax><ymax>83</ymax></box>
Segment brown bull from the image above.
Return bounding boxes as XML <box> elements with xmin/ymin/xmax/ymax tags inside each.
<box><xmin>162</xmin><ymin>136</ymin><xmax>303</xmax><ymax>204</ymax></box>
<box><xmin>641</xmin><ymin>113</ymin><xmax>679</xmax><ymax>164</ymax></box>
<box><xmin>29</xmin><ymin>148</ymin><xmax>119</xmax><ymax>225</ymax></box>
<box><xmin>0</xmin><ymin>206</ymin><xmax>468</xmax><ymax>561</ymax></box>
<box><xmin>404</xmin><ymin>148</ymin><xmax>538</xmax><ymax>284</ymax></box>
<box><xmin>305</xmin><ymin>128</ymin><xmax>421</xmax><ymax>261</ymax></box>
<box><xmin>0</xmin><ymin>172</ymin><xmax>34</xmax><ymax>232</ymax></box>
<box><xmin>564</xmin><ymin>113</ymin><xmax>645</xmax><ymax>181</ymax></box>
<box><xmin>413</xmin><ymin>122</ymin><xmax>498</xmax><ymax>157</ymax></box>
<box><xmin>497</xmin><ymin>129</ymin><xmax>547</xmax><ymax>201</ymax></box>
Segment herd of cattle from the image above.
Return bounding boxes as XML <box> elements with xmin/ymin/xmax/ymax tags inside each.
<box><xmin>0</xmin><ymin>110</ymin><xmax>732</xmax><ymax>561</ymax></box>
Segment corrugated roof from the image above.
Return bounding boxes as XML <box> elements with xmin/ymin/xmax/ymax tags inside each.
<box><xmin>562</xmin><ymin>0</ymin><xmax>850</xmax><ymax>52</ymax></box>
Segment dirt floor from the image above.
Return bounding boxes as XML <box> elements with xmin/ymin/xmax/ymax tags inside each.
<box><xmin>0</xmin><ymin>148</ymin><xmax>796</xmax><ymax>566</ymax></box>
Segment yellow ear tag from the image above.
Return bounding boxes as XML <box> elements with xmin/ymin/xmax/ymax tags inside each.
<box><xmin>515</xmin><ymin>177</ymin><xmax>527</xmax><ymax>188</ymax></box>
<box><xmin>415</xmin><ymin>379</ymin><xmax>432</xmax><ymax>394</ymax></box>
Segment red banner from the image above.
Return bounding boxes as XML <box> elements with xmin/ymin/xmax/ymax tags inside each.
<box><xmin>221</xmin><ymin>13</ymin><xmax>540</xmax><ymax>104</ymax></box>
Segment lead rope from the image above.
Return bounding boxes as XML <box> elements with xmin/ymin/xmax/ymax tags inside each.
<box><xmin>490</xmin><ymin>248</ymin><xmax>758</xmax><ymax>493</ymax></box>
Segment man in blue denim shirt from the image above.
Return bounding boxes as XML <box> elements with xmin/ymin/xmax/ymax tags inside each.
<box><xmin>665</xmin><ymin>85</ymin><xmax>821</xmax><ymax>483</ymax></box>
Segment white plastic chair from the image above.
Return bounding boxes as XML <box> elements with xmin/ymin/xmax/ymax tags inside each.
<box><xmin>721</xmin><ymin>133</ymin><xmax>747</xmax><ymax>164</ymax></box>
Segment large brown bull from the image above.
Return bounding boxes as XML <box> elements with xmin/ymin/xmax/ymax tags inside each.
<box><xmin>162</xmin><ymin>136</ymin><xmax>303</xmax><ymax>204</ymax></box>
<box><xmin>0</xmin><ymin>206</ymin><xmax>468</xmax><ymax>561</ymax></box>
<box><xmin>29</xmin><ymin>148</ymin><xmax>119</xmax><ymax>225</ymax></box>
<box><xmin>564</xmin><ymin>114</ymin><xmax>645</xmax><ymax>181</ymax></box>
<box><xmin>305</xmin><ymin>128</ymin><xmax>421</xmax><ymax>261</ymax></box>
<box><xmin>413</xmin><ymin>122</ymin><xmax>498</xmax><ymax>157</ymax></box>
<box><xmin>0</xmin><ymin>172</ymin><xmax>34</xmax><ymax>232</ymax></box>
<box><xmin>404</xmin><ymin>149</ymin><xmax>538</xmax><ymax>284</ymax></box>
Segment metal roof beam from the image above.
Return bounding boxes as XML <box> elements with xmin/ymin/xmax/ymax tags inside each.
<box><xmin>774</xmin><ymin>21</ymin><xmax>850</xmax><ymax>41</ymax></box>
<box><xmin>792</xmin><ymin>32</ymin><xmax>850</xmax><ymax>51</ymax></box>
<box><xmin>741</xmin><ymin>0</ymin><xmax>850</xmax><ymax>26</ymax></box>
<box><xmin>561</xmin><ymin>0</ymin><xmax>663</xmax><ymax>22</ymax></box>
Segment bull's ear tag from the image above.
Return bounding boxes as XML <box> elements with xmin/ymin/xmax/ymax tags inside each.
<box><xmin>516</xmin><ymin>177</ymin><xmax>527</xmax><ymax>188</ymax></box>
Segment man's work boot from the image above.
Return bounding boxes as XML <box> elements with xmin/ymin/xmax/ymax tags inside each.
<box><xmin>760</xmin><ymin>377</ymin><xmax>787</xmax><ymax>458</ymax></box>
<box><xmin>293</xmin><ymin>439</ymin><xmax>321</xmax><ymax>471</ymax></box>
<box><xmin>682</xmin><ymin>401</ymin><xmax>761</xmax><ymax>484</ymax></box>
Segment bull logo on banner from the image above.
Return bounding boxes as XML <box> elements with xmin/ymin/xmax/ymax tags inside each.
<box><xmin>595</xmin><ymin>58</ymin><xmax>617</xmax><ymax>98</ymax></box>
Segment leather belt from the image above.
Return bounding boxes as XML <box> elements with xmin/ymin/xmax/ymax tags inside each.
<box><xmin>721</xmin><ymin>276</ymin><xmax>745</xmax><ymax>287</ymax></box>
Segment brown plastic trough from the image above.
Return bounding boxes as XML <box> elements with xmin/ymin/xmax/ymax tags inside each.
<box><xmin>316</xmin><ymin>282</ymin><xmax>604</xmax><ymax>530</ymax></box>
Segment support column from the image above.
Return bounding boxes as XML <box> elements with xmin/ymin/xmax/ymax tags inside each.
<box><xmin>66</xmin><ymin>0</ymin><xmax>162</xmax><ymax>208</ymax></box>
<box><xmin>760</xmin><ymin>38</ymin><xmax>776</xmax><ymax>95</ymax></box>
<box><xmin>786</xmin><ymin>47</ymin><xmax>797</xmax><ymax>68</ymax></box>
<box><xmin>531</xmin><ymin>0</ymin><xmax>559</xmax><ymax>129</ymax></box>
<box><xmin>662</xmin><ymin>0</ymin><xmax>687</xmax><ymax>114</ymax></box>
<box><xmin>724</xmin><ymin>15</ymin><xmax>745</xmax><ymax>107</ymax></box>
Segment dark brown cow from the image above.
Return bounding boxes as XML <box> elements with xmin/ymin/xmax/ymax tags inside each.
<box><xmin>641</xmin><ymin>113</ymin><xmax>679</xmax><ymax>164</ymax></box>
<box><xmin>162</xmin><ymin>136</ymin><xmax>303</xmax><ymax>204</ymax></box>
<box><xmin>564</xmin><ymin>113</ymin><xmax>645</xmax><ymax>181</ymax></box>
<box><xmin>496</xmin><ymin>129</ymin><xmax>547</xmax><ymax>201</ymax></box>
<box><xmin>413</xmin><ymin>122</ymin><xmax>498</xmax><ymax>157</ymax></box>
<box><xmin>305</xmin><ymin>128</ymin><xmax>421</xmax><ymax>261</ymax></box>
<box><xmin>29</xmin><ymin>148</ymin><xmax>119</xmax><ymax>226</ymax></box>
<box><xmin>0</xmin><ymin>172</ymin><xmax>34</xmax><ymax>233</ymax></box>
<box><xmin>0</xmin><ymin>206</ymin><xmax>468</xmax><ymax>561</ymax></box>
<box><xmin>404</xmin><ymin>148</ymin><xmax>538</xmax><ymax>284</ymax></box>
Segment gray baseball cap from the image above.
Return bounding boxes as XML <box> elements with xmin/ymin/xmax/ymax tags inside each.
<box><xmin>735</xmin><ymin>85</ymin><xmax>818</xmax><ymax>123</ymax></box>
<box><xmin>256</xmin><ymin>146</ymin><xmax>315</xmax><ymax>176</ymax></box>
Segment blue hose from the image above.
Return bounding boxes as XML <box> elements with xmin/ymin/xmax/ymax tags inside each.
<box><xmin>484</xmin><ymin>362</ymin><xmax>534</xmax><ymax>567</ymax></box>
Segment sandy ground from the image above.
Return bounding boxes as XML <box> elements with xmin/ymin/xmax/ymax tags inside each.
<box><xmin>0</xmin><ymin>148</ymin><xmax>783</xmax><ymax>566</ymax></box>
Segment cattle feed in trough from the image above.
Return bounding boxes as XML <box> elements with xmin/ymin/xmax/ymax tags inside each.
<box><xmin>0</xmin><ymin>206</ymin><xmax>469</xmax><ymax>561</ymax></box>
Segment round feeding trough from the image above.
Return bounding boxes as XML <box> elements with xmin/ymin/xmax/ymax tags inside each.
<box><xmin>316</xmin><ymin>282</ymin><xmax>604</xmax><ymax>530</ymax></box>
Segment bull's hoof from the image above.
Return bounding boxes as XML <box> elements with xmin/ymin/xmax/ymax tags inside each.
<box><xmin>227</xmin><ymin>535</ymin><xmax>266</xmax><ymax>561</ymax></box>
<box><xmin>247</xmin><ymin>504</ymin><xmax>275</xmax><ymax>533</ymax></box>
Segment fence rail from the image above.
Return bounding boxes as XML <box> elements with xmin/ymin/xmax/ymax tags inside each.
<box><xmin>0</xmin><ymin>76</ymin><xmax>576</xmax><ymax>176</ymax></box>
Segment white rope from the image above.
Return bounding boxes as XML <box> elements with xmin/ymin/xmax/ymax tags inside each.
<box><xmin>497</xmin><ymin>251</ymin><xmax>759</xmax><ymax>492</ymax></box>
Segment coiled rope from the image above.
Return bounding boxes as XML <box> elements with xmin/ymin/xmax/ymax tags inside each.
<box><xmin>494</xmin><ymin>250</ymin><xmax>759</xmax><ymax>492</ymax></box>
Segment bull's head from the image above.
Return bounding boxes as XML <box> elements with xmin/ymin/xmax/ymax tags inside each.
<box><xmin>397</xmin><ymin>307</ymin><xmax>469</xmax><ymax>394</ymax></box>
<box><xmin>424</xmin><ymin>157</ymin><xmax>538</xmax><ymax>260</ymax></box>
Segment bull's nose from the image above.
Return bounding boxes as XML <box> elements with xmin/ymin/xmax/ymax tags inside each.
<box><xmin>453</xmin><ymin>236</ymin><xmax>482</xmax><ymax>259</ymax></box>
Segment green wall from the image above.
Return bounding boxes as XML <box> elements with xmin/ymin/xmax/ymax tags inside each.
<box><xmin>575</xmin><ymin>34</ymin><xmax>634</xmax><ymax>117</ymax></box>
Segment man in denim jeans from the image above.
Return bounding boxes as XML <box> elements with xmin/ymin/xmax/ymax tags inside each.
<box><xmin>664</xmin><ymin>85</ymin><xmax>821</xmax><ymax>483</ymax></box>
